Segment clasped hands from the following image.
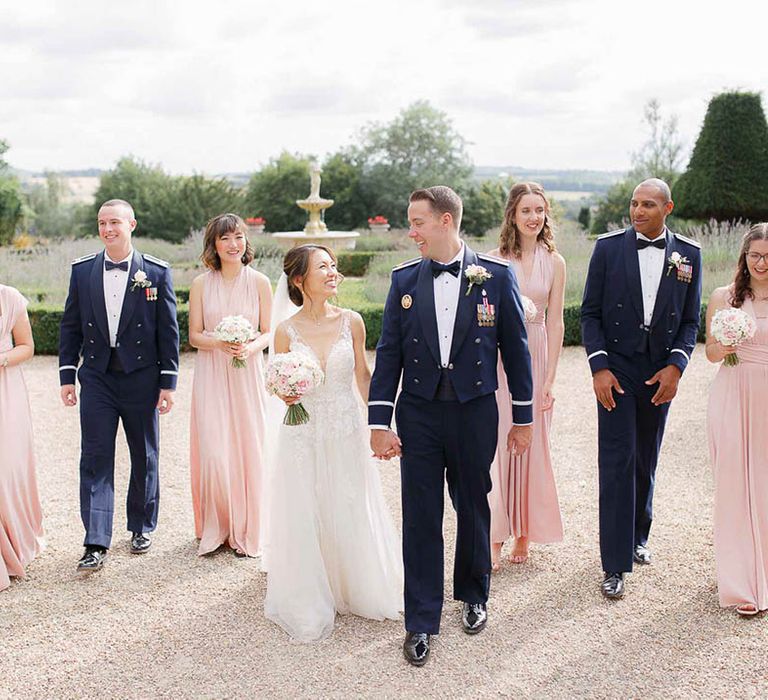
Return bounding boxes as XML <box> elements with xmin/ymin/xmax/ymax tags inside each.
<box><xmin>592</xmin><ymin>364</ymin><xmax>682</xmax><ymax>411</ymax></box>
<box><xmin>371</xmin><ymin>424</ymin><xmax>533</xmax><ymax>460</ymax></box>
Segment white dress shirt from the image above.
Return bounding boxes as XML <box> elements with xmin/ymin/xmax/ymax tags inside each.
<box><xmin>103</xmin><ymin>249</ymin><xmax>133</xmax><ymax>348</ymax></box>
<box><xmin>636</xmin><ymin>230</ymin><xmax>667</xmax><ymax>327</ymax></box>
<box><xmin>433</xmin><ymin>243</ymin><xmax>464</xmax><ymax>368</ymax></box>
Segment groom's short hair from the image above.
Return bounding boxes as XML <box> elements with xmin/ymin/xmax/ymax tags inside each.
<box><xmin>410</xmin><ymin>186</ymin><xmax>463</xmax><ymax>230</ymax></box>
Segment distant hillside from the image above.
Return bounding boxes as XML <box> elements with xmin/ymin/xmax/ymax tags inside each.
<box><xmin>474</xmin><ymin>166</ymin><xmax>625</xmax><ymax>194</ymax></box>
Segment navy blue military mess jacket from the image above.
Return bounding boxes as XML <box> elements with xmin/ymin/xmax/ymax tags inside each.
<box><xmin>58</xmin><ymin>250</ymin><xmax>180</xmax><ymax>390</ymax></box>
<box><xmin>581</xmin><ymin>226</ymin><xmax>702</xmax><ymax>375</ymax></box>
<box><xmin>368</xmin><ymin>245</ymin><xmax>534</xmax><ymax>428</ymax></box>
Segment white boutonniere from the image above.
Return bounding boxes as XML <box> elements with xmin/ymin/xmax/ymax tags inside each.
<box><xmin>666</xmin><ymin>251</ymin><xmax>689</xmax><ymax>277</ymax></box>
<box><xmin>464</xmin><ymin>264</ymin><xmax>492</xmax><ymax>296</ymax></box>
<box><xmin>130</xmin><ymin>270</ymin><xmax>152</xmax><ymax>291</ymax></box>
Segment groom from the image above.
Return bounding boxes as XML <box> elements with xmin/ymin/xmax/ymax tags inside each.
<box><xmin>581</xmin><ymin>178</ymin><xmax>702</xmax><ymax>599</ymax></box>
<box><xmin>369</xmin><ymin>186</ymin><xmax>533</xmax><ymax>666</ymax></box>
<box><xmin>59</xmin><ymin>199</ymin><xmax>179</xmax><ymax>572</ymax></box>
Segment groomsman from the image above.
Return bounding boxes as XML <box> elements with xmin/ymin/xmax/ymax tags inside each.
<box><xmin>59</xmin><ymin>199</ymin><xmax>179</xmax><ymax>572</ymax></box>
<box><xmin>581</xmin><ymin>179</ymin><xmax>701</xmax><ymax>599</ymax></box>
<box><xmin>370</xmin><ymin>186</ymin><xmax>533</xmax><ymax>666</ymax></box>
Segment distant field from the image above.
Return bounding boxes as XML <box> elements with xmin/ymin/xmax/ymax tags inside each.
<box><xmin>547</xmin><ymin>190</ymin><xmax>594</xmax><ymax>202</ymax></box>
<box><xmin>24</xmin><ymin>175</ymin><xmax>99</xmax><ymax>204</ymax></box>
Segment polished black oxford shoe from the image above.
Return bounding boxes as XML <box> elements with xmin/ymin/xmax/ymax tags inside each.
<box><xmin>633</xmin><ymin>544</ymin><xmax>652</xmax><ymax>565</ymax></box>
<box><xmin>601</xmin><ymin>572</ymin><xmax>625</xmax><ymax>599</ymax></box>
<box><xmin>403</xmin><ymin>632</ymin><xmax>431</xmax><ymax>667</ymax></box>
<box><xmin>130</xmin><ymin>532</ymin><xmax>152</xmax><ymax>554</ymax></box>
<box><xmin>77</xmin><ymin>546</ymin><xmax>108</xmax><ymax>572</ymax></box>
<box><xmin>462</xmin><ymin>602</ymin><xmax>487</xmax><ymax>635</ymax></box>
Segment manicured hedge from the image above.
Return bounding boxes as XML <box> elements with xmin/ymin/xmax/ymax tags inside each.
<box><xmin>336</xmin><ymin>251</ymin><xmax>377</xmax><ymax>277</ymax></box>
<box><xmin>26</xmin><ymin>302</ymin><xmax>709</xmax><ymax>356</ymax></box>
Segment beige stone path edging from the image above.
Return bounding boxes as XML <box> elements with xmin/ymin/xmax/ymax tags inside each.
<box><xmin>2</xmin><ymin>348</ymin><xmax>767</xmax><ymax>698</ymax></box>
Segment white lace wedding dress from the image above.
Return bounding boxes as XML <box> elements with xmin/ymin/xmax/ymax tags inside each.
<box><xmin>263</xmin><ymin>310</ymin><xmax>403</xmax><ymax>641</ymax></box>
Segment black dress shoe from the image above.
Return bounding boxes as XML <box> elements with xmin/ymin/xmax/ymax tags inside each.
<box><xmin>403</xmin><ymin>632</ymin><xmax>431</xmax><ymax>666</ymax></box>
<box><xmin>462</xmin><ymin>602</ymin><xmax>488</xmax><ymax>634</ymax></box>
<box><xmin>77</xmin><ymin>546</ymin><xmax>108</xmax><ymax>572</ymax></box>
<box><xmin>633</xmin><ymin>544</ymin><xmax>652</xmax><ymax>565</ymax></box>
<box><xmin>601</xmin><ymin>572</ymin><xmax>625</xmax><ymax>599</ymax></box>
<box><xmin>130</xmin><ymin>532</ymin><xmax>151</xmax><ymax>554</ymax></box>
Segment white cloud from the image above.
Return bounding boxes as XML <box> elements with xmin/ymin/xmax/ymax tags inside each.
<box><xmin>0</xmin><ymin>0</ymin><xmax>765</xmax><ymax>173</ymax></box>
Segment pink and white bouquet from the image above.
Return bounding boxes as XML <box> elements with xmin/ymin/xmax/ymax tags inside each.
<box><xmin>710</xmin><ymin>307</ymin><xmax>757</xmax><ymax>367</ymax></box>
<box><xmin>213</xmin><ymin>315</ymin><xmax>257</xmax><ymax>369</ymax></box>
<box><xmin>520</xmin><ymin>295</ymin><xmax>537</xmax><ymax>322</ymax></box>
<box><xmin>265</xmin><ymin>352</ymin><xmax>324</xmax><ymax>425</ymax></box>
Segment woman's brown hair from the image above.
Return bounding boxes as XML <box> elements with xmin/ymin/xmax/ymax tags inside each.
<box><xmin>498</xmin><ymin>182</ymin><xmax>556</xmax><ymax>258</ymax></box>
<box><xmin>200</xmin><ymin>213</ymin><xmax>255</xmax><ymax>270</ymax></box>
<box><xmin>283</xmin><ymin>244</ymin><xmax>341</xmax><ymax>307</ymax></box>
<box><xmin>731</xmin><ymin>222</ymin><xmax>768</xmax><ymax>307</ymax></box>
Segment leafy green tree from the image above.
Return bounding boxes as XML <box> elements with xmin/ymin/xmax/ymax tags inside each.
<box><xmin>590</xmin><ymin>180</ymin><xmax>634</xmax><ymax>235</ymax></box>
<box><xmin>461</xmin><ymin>179</ymin><xmax>509</xmax><ymax>236</ymax></box>
<box><xmin>355</xmin><ymin>101</ymin><xmax>473</xmax><ymax>227</ymax></box>
<box><xmin>591</xmin><ymin>98</ymin><xmax>685</xmax><ymax>235</ymax></box>
<box><xmin>26</xmin><ymin>172</ymin><xmax>90</xmax><ymax>238</ymax></box>
<box><xmin>577</xmin><ymin>206</ymin><xmax>591</xmax><ymax>230</ymax></box>
<box><xmin>93</xmin><ymin>157</ymin><xmax>243</xmax><ymax>241</ymax></box>
<box><xmin>321</xmin><ymin>150</ymin><xmax>368</xmax><ymax>230</ymax></box>
<box><xmin>631</xmin><ymin>99</ymin><xmax>685</xmax><ymax>185</ymax></box>
<box><xmin>243</xmin><ymin>152</ymin><xmax>312</xmax><ymax>232</ymax></box>
<box><xmin>93</xmin><ymin>157</ymin><xmax>174</xmax><ymax>238</ymax></box>
<box><xmin>0</xmin><ymin>139</ymin><xmax>24</xmax><ymax>245</ymax></box>
<box><xmin>674</xmin><ymin>91</ymin><xmax>768</xmax><ymax>221</ymax></box>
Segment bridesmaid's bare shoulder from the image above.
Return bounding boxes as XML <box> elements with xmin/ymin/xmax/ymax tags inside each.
<box><xmin>191</xmin><ymin>272</ymin><xmax>208</xmax><ymax>289</ymax></box>
<box><xmin>709</xmin><ymin>285</ymin><xmax>733</xmax><ymax>308</ymax></box>
<box><xmin>552</xmin><ymin>251</ymin><xmax>567</xmax><ymax>270</ymax></box>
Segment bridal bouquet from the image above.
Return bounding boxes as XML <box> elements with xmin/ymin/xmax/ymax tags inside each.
<box><xmin>266</xmin><ymin>352</ymin><xmax>324</xmax><ymax>425</ymax></box>
<box><xmin>710</xmin><ymin>307</ymin><xmax>757</xmax><ymax>367</ymax></box>
<box><xmin>213</xmin><ymin>315</ymin><xmax>257</xmax><ymax>368</ymax></box>
<box><xmin>520</xmin><ymin>295</ymin><xmax>537</xmax><ymax>322</ymax></box>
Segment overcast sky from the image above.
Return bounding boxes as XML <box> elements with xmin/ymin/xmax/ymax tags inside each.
<box><xmin>1</xmin><ymin>0</ymin><xmax>764</xmax><ymax>174</ymax></box>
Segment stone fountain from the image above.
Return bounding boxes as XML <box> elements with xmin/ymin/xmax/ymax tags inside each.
<box><xmin>271</xmin><ymin>162</ymin><xmax>360</xmax><ymax>250</ymax></box>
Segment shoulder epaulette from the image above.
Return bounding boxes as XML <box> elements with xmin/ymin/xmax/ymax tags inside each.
<box><xmin>392</xmin><ymin>257</ymin><xmax>421</xmax><ymax>271</ymax></box>
<box><xmin>143</xmin><ymin>253</ymin><xmax>169</xmax><ymax>268</ymax></box>
<box><xmin>596</xmin><ymin>229</ymin><xmax>624</xmax><ymax>241</ymax></box>
<box><xmin>673</xmin><ymin>232</ymin><xmax>701</xmax><ymax>249</ymax></box>
<box><xmin>477</xmin><ymin>252</ymin><xmax>509</xmax><ymax>267</ymax></box>
<box><xmin>71</xmin><ymin>253</ymin><xmax>97</xmax><ymax>265</ymax></box>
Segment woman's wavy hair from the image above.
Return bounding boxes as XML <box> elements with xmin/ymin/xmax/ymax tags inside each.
<box><xmin>731</xmin><ymin>222</ymin><xmax>768</xmax><ymax>307</ymax></box>
<box><xmin>200</xmin><ymin>213</ymin><xmax>255</xmax><ymax>270</ymax></box>
<box><xmin>498</xmin><ymin>182</ymin><xmax>556</xmax><ymax>258</ymax></box>
<box><xmin>283</xmin><ymin>244</ymin><xmax>342</xmax><ymax>307</ymax></box>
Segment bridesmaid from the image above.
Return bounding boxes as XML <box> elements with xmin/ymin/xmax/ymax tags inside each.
<box><xmin>188</xmin><ymin>213</ymin><xmax>273</xmax><ymax>557</ymax></box>
<box><xmin>0</xmin><ymin>284</ymin><xmax>44</xmax><ymax>591</ymax></box>
<box><xmin>706</xmin><ymin>222</ymin><xmax>768</xmax><ymax>616</ymax></box>
<box><xmin>488</xmin><ymin>182</ymin><xmax>565</xmax><ymax>568</ymax></box>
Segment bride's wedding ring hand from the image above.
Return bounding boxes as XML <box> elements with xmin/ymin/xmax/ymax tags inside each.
<box><xmin>370</xmin><ymin>429</ymin><xmax>402</xmax><ymax>460</ymax></box>
<box><xmin>278</xmin><ymin>394</ymin><xmax>301</xmax><ymax>406</ymax></box>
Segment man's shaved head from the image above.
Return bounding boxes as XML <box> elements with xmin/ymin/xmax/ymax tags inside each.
<box><xmin>634</xmin><ymin>178</ymin><xmax>672</xmax><ymax>204</ymax></box>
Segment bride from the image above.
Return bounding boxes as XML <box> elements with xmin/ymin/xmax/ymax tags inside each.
<box><xmin>263</xmin><ymin>244</ymin><xmax>402</xmax><ymax>641</ymax></box>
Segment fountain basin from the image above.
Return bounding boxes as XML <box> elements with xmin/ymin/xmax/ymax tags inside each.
<box><xmin>271</xmin><ymin>230</ymin><xmax>361</xmax><ymax>251</ymax></box>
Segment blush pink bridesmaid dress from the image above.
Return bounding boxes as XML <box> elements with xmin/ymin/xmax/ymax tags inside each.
<box><xmin>708</xmin><ymin>297</ymin><xmax>768</xmax><ymax>611</ymax></box>
<box><xmin>0</xmin><ymin>285</ymin><xmax>44</xmax><ymax>591</ymax></box>
<box><xmin>489</xmin><ymin>244</ymin><xmax>564</xmax><ymax>548</ymax></box>
<box><xmin>189</xmin><ymin>268</ymin><xmax>267</xmax><ymax>557</ymax></box>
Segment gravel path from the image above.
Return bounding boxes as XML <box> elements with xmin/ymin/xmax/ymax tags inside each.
<box><xmin>2</xmin><ymin>349</ymin><xmax>767</xmax><ymax>699</ymax></box>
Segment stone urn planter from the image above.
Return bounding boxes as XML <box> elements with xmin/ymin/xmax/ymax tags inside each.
<box><xmin>245</xmin><ymin>218</ymin><xmax>266</xmax><ymax>235</ymax></box>
<box><xmin>367</xmin><ymin>217</ymin><xmax>390</xmax><ymax>235</ymax></box>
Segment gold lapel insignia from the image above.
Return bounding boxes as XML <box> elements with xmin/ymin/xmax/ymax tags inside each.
<box><xmin>401</xmin><ymin>294</ymin><xmax>413</xmax><ymax>309</ymax></box>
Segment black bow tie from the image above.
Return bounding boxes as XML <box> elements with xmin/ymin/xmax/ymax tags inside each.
<box><xmin>636</xmin><ymin>237</ymin><xmax>666</xmax><ymax>250</ymax></box>
<box><xmin>105</xmin><ymin>260</ymin><xmax>129</xmax><ymax>272</ymax></box>
<box><xmin>431</xmin><ymin>260</ymin><xmax>461</xmax><ymax>278</ymax></box>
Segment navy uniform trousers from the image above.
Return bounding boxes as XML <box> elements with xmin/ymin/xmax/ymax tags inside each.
<box><xmin>396</xmin><ymin>390</ymin><xmax>498</xmax><ymax>635</ymax></box>
<box><xmin>597</xmin><ymin>350</ymin><xmax>670</xmax><ymax>574</ymax></box>
<box><xmin>79</xmin><ymin>363</ymin><xmax>161</xmax><ymax>549</ymax></box>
